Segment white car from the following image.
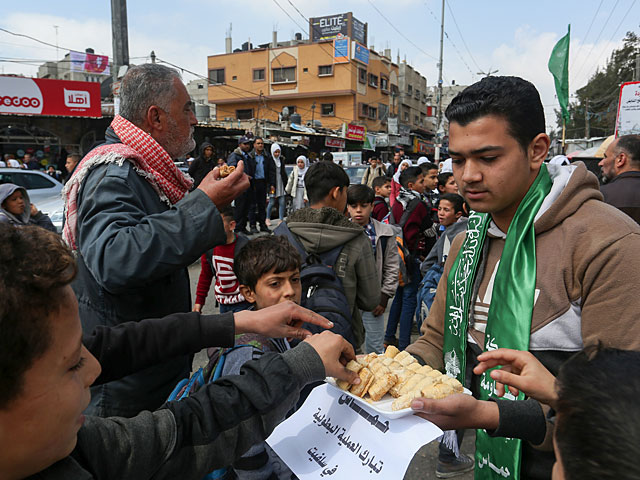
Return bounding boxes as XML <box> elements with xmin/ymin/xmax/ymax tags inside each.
<box><xmin>0</xmin><ymin>168</ymin><xmax>65</xmax><ymax>232</ymax></box>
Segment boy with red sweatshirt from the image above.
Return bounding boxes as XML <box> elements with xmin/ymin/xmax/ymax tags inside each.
<box><xmin>194</xmin><ymin>206</ymin><xmax>250</xmax><ymax>314</ymax></box>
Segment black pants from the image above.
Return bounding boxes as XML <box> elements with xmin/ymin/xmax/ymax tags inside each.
<box><xmin>234</xmin><ymin>187</ymin><xmax>255</xmax><ymax>230</ymax></box>
<box><xmin>252</xmin><ymin>179</ymin><xmax>267</xmax><ymax>227</ymax></box>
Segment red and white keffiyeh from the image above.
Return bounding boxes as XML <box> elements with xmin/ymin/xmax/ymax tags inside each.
<box><xmin>62</xmin><ymin>115</ymin><xmax>194</xmax><ymax>250</ymax></box>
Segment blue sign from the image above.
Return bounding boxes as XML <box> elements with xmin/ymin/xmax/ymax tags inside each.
<box><xmin>353</xmin><ymin>42</ymin><xmax>369</xmax><ymax>65</ymax></box>
<box><xmin>334</xmin><ymin>37</ymin><xmax>349</xmax><ymax>63</ymax></box>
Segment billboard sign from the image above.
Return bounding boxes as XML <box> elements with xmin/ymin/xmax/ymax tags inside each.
<box><xmin>334</xmin><ymin>37</ymin><xmax>350</xmax><ymax>64</ymax></box>
<box><xmin>351</xmin><ymin>17</ymin><xmax>367</xmax><ymax>45</ymax></box>
<box><xmin>346</xmin><ymin>123</ymin><xmax>366</xmax><ymax>141</ymax></box>
<box><xmin>352</xmin><ymin>42</ymin><xmax>369</xmax><ymax>65</ymax></box>
<box><xmin>70</xmin><ymin>51</ymin><xmax>110</xmax><ymax>75</ymax></box>
<box><xmin>615</xmin><ymin>81</ymin><xmax>640</xmax><ymax>137</ymax></box>
<box><xmin>325</xmin><ymin>136</ymin><xmax>346</xmax><ymax>148</ymax></box>
<box><xmin>0</xmin><ymin>76</ymin><xmax>102</xmax><ymax>117</ymax></box>
<box><xmin>310</xmin><ymin>13</ymin><xmax>349</xmax><ymax>42</ymax></box>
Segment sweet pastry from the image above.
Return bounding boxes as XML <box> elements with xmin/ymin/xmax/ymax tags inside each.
<box><xmin>219</xmin><ymin>165</ymin><xmax>236</xmax><ymax>177</ymax></box>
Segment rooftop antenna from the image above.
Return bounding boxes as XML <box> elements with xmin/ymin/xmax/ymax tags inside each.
<box><xmin>53</xmin><ymin>25</ymin><xmax>59</xmax><ymax>60</ymax></box>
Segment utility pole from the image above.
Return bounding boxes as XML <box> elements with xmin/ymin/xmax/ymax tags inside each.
<box><xmin>111</xmin><ymin>0</ymin><xmax>130</xmax><ymax>84</ymax></box>
<box><xmin>434</xmin><ymin>0</ymin><xmax>445</xmax><ymax>163</ymax></box>
<box><xmin>311</xmin><ymin>101</ymin><xmax>316</xmax><ymax>126</ymax></box>
<box><xmin>585</xmin><ymin>98</ymin><xmax>590</xmax><ymax>139</ymax></box>
<box><xmin>635</xmin><ymin>51</ymin><xmax>640</xmax><ymax>81</ymax></box>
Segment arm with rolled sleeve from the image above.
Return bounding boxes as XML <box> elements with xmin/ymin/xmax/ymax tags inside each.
<box><xmin>380</xmin><ymin>233</ymin><xmax>400</xmax><ymax>299</ymax></box>
<box><xmin>76</xmin><ymin>163</ymin><xmax>226</xmax><ymax>294</ymax></box>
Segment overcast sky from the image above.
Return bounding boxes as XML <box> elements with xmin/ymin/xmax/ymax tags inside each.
<box><xmin>2</xmin><ymin>0</ymin><xmax>638</xmax><ymax>131</ymax></box>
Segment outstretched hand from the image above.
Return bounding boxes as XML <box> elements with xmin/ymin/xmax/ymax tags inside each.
<box><xmin>304</xmin><ymin>331</ymin><xmax>360</xmax><ymax>385</ymax></box>
<box><xmin>473</xmin><ymin>348</ymin><xmax>558</xmax><ymax>408</ymax></box>
<box><xmin>234</xmin><ymin>301</ymin><xmax>334</xmax><ymax>341</ymax></box>
<box><xmin>410</xmin><ymin>394</ymin><xmax>499</xmax><ymax>431</ymax></box>
<box><xmin>197</xmin><ymin>159</ymin><xmax>250</xmax><ymax>207</ymax></box>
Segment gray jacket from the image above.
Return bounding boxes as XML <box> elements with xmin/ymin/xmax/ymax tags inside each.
<box><xmin>0</xmin><ymin>183</ymin><xmax>56</xmax><ymax>232</ymax></box>
<box><xmin>371</xmin><ymin>219</ymin><xmax>400</xmax><ymax>299</ymax></box>
<box><xmin>285</xmin><ymin>207</ymin><xmax>379</xmax><ymax>346</ymax></box>
<box><xmin>73</xmin><ymin>137</ymin><xmax>226</xmax><ymax>417</ymax></box>
<box><xmin>28</xmin><ymin>343</ymin><xmax>325</xmax><ymax>480</ymax></box>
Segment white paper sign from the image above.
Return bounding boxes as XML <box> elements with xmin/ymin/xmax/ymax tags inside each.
<box><xmin>616</xmin><ymin>81</ymin><xmax>640</xmax><ymax>137</ymax></box>
<box><xmin>267</xmin><ymin>383</ymin><xmax>443</xmax><ymax>479</ymax></box>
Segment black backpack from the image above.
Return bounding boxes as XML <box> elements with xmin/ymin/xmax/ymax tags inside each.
<box><xmin>274</xmin><ymin>222</ymin><xmax>357</xmax><ymax>350</ymax></box>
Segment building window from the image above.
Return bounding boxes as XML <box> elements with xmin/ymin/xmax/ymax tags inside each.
<box><xmin>303</xmin><ymin>67</ymin><xmax>309</xmax><ymax>73</ymax></box>
<box><xmin>415</xmin><ymin>89</ymin><xmax>420</xmax><ymax>100</ymax></box>
<box><xmin>236</xmin><ymin>109</ymin><xmax>254</xmax><ymax>120</ymax></box>
<box><xmin>359</xmin><ymin>102</ymin><xmax>368</xmax><ymax>118</ymax></box>
<box><xmin>407</xmin><ymin>85</ymin><xmax>413</xmax><ymax>95</ymax></box>
<box><xmin>368</xmin><ymin>73</ymin><xmax>378</xmax><ymax>88</ymax></box>
<box><xmin>414</xmin><ymin>115</ymin><xmax>420</xmax><ymax>124</ymax></box>
<box><xmin>380</xmin><ymin>75</ymin><xmax>389</xmax><ymax>93</ymax></box>
<box><xmin>209</xmin><ymin>68</ymin><xmax>225</xmax><ymax>84</ymax></box>
<box><xmin>318</xmin><ymin>65</ymin><xmax>333</xmax><ymax>76</ymax></box>
<box><xmin>379</xmin><ymin>103</ymin><xmax>389</xmax><ymax>123</ymax></box>
<box><xmin>403</xmin><ymin>110</ymin><xmax>410</xmax><ymax>122</ymax></box>
<box><xmin>368</xmin><ymin>106</ymin><xmax>377</xmax><ymax>120</ymax></box>
<box><xmin>253</xmin><ymin>68</ymin><xmax>265</xmax><ymax>81</ymax></box>
<box><xmin>358</xmin><ymin>68</ymin><xmax>367</xmax><ymax>84</ymax></box>
<box><xmin>391</xmin><ymin>84</ymin><xmax>399</xmax><ymax>96</ymax></box>
<box><xmin>272</xmin><ymin>66</ymin><xmax>296</xmax><ymax>83</ymax></box>
<box><xmin>232</xmin><ymin>75</ymin><xmax>238</xmax><ymax>81</ymax></box>
<box><xmin>321</xmin><ymin>103</ymin><xmax>335</xmax><ymax>116</ymax></box>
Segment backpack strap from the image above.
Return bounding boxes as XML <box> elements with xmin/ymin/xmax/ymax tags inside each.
<box><xmin>397</xmin><ymin>197</ymin><xmax>424</xmax><ymax>228</ymax></box>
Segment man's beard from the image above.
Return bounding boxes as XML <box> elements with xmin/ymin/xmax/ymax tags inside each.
<box><xmin>164</xmin><ymin>116</ymin><xmax>196</xmax><ymax>159</ymax></box>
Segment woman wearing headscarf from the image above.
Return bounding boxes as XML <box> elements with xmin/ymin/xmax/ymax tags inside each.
<box><xmin>390</xmin><ymin>159</ymin><xmax>411</xmax><ymax>207</ymax></box>
<box><xmin>265</xmin><ymin>142</ymin><xmax>288</xmax><ymax>225</ymax></box>
<box><xmin>285</xmin><ymin>155</ymin><xmax>309</xmax><ymax>212</ymax></box>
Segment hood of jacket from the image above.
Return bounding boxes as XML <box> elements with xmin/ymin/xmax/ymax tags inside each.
<box><xmin>534</xmin><ymin>161</ymin><xmax>603</xmax><ymax>235</ymax></box>
<box><xmin>287</xmin><ymin>207</ymin><xmax>364</xmax><ymax>253</ymax></box>
<box><xmin>0</xmin><ymin>183</ymin><xmax>31</xmax><ymax>224</ymax></box>
<box><xmin>198</xmin><ymin>142</ymin><xmax>214</xmax><ymax>160</ymax></box>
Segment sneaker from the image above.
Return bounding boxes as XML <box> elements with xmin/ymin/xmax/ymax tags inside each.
<box><xmin>259</xmin><ymin>223</ymin><xmax>269</xmax><ymax>232</ymax></box>
<box><xmin>436</xmin><ymin>454</ymin><xmax>474</xmax><ymax>478</ymax></box>
<box><xmin>235</xmin><ymin>227</ymin><xmax>250</xmax><ymax>235</ymax></box>
<box><xmin>249</xmin><ymin>226</ymin><xmax>259</xmax><ymax>235</ymax></box>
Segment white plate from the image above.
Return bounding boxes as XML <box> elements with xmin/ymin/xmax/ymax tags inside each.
<box><xmin>325</xmin><ymin>378</ymin><xmax>471</xmax><ymax>419</ymax></box>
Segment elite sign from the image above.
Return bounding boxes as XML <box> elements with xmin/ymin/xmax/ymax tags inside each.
<box><xmin>0</xmin><ymin>76</ymin><xmax>101</xmax><ymax>118</ymax></box>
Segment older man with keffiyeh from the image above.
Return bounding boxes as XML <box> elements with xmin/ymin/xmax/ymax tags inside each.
<box><xmin>63</xmin><ymin>64</ymin><xmax>249</xmax><ymax>418</ymax></box>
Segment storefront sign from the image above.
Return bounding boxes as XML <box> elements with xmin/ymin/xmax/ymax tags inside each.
<box><xmin>387</xmin><ymin>117</ymin><xmax>398</xmax><ymax>135</ymax></box>
<box><xmin>616</xmin><ymin>81</ymin><xmax>640</xmax><ymax>137</ymax></box>
<box><xmin>414</xmin><ymin>137</ymin><xmax>434</xmax><ymax>155</ymax></box>
<box><xmin>334</xmin><ymin>37</ymin><xmax>350</xmax><ymax>64</ymax></box>
<box><xmin>325</xmin><ymin>136</ymin><xmax>346</xmax><ymax>148</ymax></box>
<box><xmin>363</xmin><ymin>133</ymin><xmax>377</xmax><ymax>151</ymax></box>
<box><xmin>267</xmin><ymin>384</ymin><xmax>442</xmax><ymax>480</ymax></box>
<box><xmin>310</xmin><ymin>13</ymin><xmax>349</xmax><ymax>42</ymax></box>
<box><xmin>69</xmin><ymin>51</ymin><xmax>110</xmax><ymax>75</ymax></box>
<box><xmin>346</xmin><ymin>123</ymin><xmax>366</xmax><ymax>141</ymax></box>
<box><xmin>352</xmin><ymin>42</ymin><xmax>369</xmax><ymax>65</ymax></box>
<box><xmin>0</xmin><ymin>76</ymin><xmax>101</xmax><ymax>118</ymax></box>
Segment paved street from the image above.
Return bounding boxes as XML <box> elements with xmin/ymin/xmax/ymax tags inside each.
<box><xmin>187</xmin><ymin>256</ymin><xmax>474</xmax><ymax>480</ymax></box>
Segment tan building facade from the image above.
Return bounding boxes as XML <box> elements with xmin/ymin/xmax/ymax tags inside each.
<box><xmin>207</xmin><ymin>41</ymin><xmax>399</xmax><ymax>133</ymax></box>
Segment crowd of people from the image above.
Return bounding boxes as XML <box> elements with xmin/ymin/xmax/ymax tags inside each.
<box><xmin>1</xmin><ymin>63</ymin><xmax>640</xmax><ymax>480</ymax></box>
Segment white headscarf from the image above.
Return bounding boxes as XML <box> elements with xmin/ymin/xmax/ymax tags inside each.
<box><xmin>417</xmin><ymin>156</ymin><xmax>430</xmax><ymax>165</ymax></box>
<box><xmin>549</xmin><ymin>155</ymin><xmax>570</xmax><ymax>166</ymax></box>
<box><xmin>271</xmin><ymin>142</ymin><xmax>282</xmax><ymax>167</ymax></box>
<box><xmin>393</xmin><ymin>159</ymin><xmax>412</xmax><ymax>184</ymax></box>
<box><xmin>296</xmin><ymin>155</ymin><xmax>309</xmax><ymax>179</ymax></box>
<box><xmin>440</xmin><ymin>158</ymin><xmax>453</xmax><ymax>173</ymax></box>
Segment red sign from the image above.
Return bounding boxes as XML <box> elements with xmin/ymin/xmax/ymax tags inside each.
<box><xmin>0</xmin><ymin>76</ymin><xmax>102</xmax><ymax>118</ymax></box>
<box><xmin>325</xmin><ymin>136</ymin><xmax>346</xmax><ymax>148</ymax></box>
<box><xmin>346</xmin><ymin>123</ymin><xmax>366</xmax><ymax>141</ymax></box>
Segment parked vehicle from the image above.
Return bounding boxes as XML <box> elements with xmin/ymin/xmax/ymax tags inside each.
<box><xmin>0</xmin><ymin>168</ymin><xmax>64</xmax><ymax>232</ymax></box>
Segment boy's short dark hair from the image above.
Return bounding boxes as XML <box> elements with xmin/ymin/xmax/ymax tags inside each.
<box><xmin>322</xmin><ymin>152</ymin><xmax>334</xmax><ymax>162</ymax></box>
<box><xmin>347</xmin><ymin>184</ymin><xmax>375</xmax><ymax>205</ymax></box>
<box><xmin>445</xmin><ymin>76</ymin><xmax>545</xmax><ymax>152</ymax></box>
<box><xmin>234</xmin><ymin>236</ymin><xmax>302</xmax><ymax>290</ymax></box>
<box><xmin>439</xmin><ymin>193</ymin><xmax>464</xmax><ymax>213</ymax></box>
<box><xmin>218</xmin><ymin>205</ymin><xmax>234</xmax><ymax>220</ymax></box>
<box><xmin>419</xmin><ymin>162</ymin><xmax>438</xmax><ymax>175</ymax></box>
<box><xmin>371</xmin><ymin>176</ymin><xmax>390</xmax><ymax>191</ymax></box>
<box><xmin>399</xmin><ymin>166</ymin><xmax>423</xmax><ymax>189</ymax></box>
<box><xmin>0</xmin><ymin>225</ymin><xmax>77</xmax><ymax>408</ymax></box>
<box><xmin>304</xmin><ymin>161</ymin><xmax>350</xmax><ymax>205</ymax></box>
<box><xmin>437</xmin><ymin>172</ymin><xmax>453</xmax><ymax>187</ymax></box>
<box><xmin>555</xmin><ymin>346</ymin><xmax>640</xmax><ymax>480</ymax></box>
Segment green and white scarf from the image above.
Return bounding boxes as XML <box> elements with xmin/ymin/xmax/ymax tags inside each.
<box><xmin>443</xmin><ymin>164</ymin><xmax>552</xmax><ymax>479</ymax></box>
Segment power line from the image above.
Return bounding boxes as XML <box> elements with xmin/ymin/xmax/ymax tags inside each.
<box><xmin>444</xmin><ymin>0</ymin><xmax>482</xmax><ymax>72</ymax></box>
<box><xmin>569</xmin><ymin>0</ymin><xmax>603</xmax><ymax>71</ymax></box>
<box><xmin>0</xmin><ymin>27</ymin><xmax>108</xmax><ymax>56</ymax></box>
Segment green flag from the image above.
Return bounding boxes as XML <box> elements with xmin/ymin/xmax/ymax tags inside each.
<box><xmin>548</xmin><ymin>25</ymin><xmax>571</xmax><ymax>123</ymax></box>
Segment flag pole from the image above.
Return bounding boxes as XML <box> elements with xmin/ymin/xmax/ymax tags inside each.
<box><xmin>561</xmin><ymin>118</ymin><xmax>566</xmax><ymax>154</ymax></box>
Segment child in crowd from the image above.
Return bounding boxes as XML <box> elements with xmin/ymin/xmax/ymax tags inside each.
<box><xmin>277</xmin><ymin>161</ymin><xmax>379</xmax><ymax>350</ymax></box>
<box><xmin>437</xmin><ymin>171</ymin><xmax>459</xmax><ymax>195</ymax></box>
<box><xmin>371</xmin><ymin>175</ymin><xmax>391</xmax><ymax>221</ymax></box>
<box><xmin>193</xmin><ymin>206</ymin><xmax>250</xmax><ymax>314</ymax></box>
<box><xmin>468</xmin><ymin>346</ymin><xmax>640</xmax><ymax>480</ymax></box>
<box><xmin>0</xmin><ymin>223</ymin><xmax>358</xmax><ymax>480</ymax></box>
<box><xmin>0</xmin><ymin>183</ymin><xmax>56</xmax><ymax>232</ymax></box>
<box><xmin>347</xmin><ymin>185</ymin><xmax>400</xmax><ymax>354</ymax></box>
<box><xmin>384</xmin><ymin>166</ymin><xmax>433</xmax><ymax>350</ymax></box>
<box><xmin>285</xmin><ymin>155</ymin><xmax>308</xmax><ymax>211</ymax></box>
<box><xmin>419</xmin><ymin>161</ymin><xmax>440</xmax><ymax>221</ymax></box>
<box><xmin>390</xmin><ymin>159</ymin><xmax>411</xmax><ymax>207</ymax></box>
<box><xmin>421</xmin><ymin>193</ymin><xmax>467</xmax><ymax>274</ymax></box>
<box><xmin>212</xmin><ymin>235</ymin><xmax>305</xmax><ymax>479</ymax></box>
